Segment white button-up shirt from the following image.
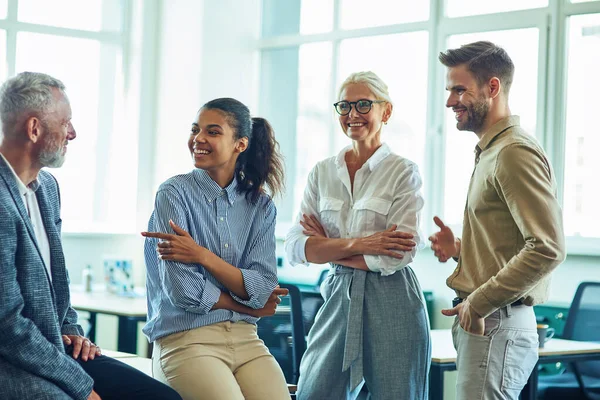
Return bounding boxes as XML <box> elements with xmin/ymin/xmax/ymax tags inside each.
<box><xmin>0</xmin><ymin>153</ymin><xmax>52</xmax><ymax>281</ymax></box>
<box><xmin>285</xmin><ymin>143</ymin><xmax>424</xmax><ymax>276</ymax></box>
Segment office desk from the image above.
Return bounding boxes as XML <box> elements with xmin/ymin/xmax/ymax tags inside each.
<box><xmin>104</xmin><ymin>349</ymin><xmax>152</xmax><ymax>376</ymax></box>
<box><xmin>70</xmin><ymin>286</ymin><xmax>147</xmax><ymax>354</ymax></box>
<box><xmin>430</xmin><ymin>329</ymin><xmax>600</xmax><ymax>400</ymax></box>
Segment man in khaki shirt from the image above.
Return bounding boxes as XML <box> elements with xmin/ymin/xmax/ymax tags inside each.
<box><xmin>429</xmin><ymin>41</ymin><xmax>565</xmax><ymax>399</ymax></box>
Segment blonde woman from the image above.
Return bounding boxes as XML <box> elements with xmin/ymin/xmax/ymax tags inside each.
<box><xmin>285</xmin><ymin>72</ymin><xmax>431</xmax><ymax>400</ymax></box>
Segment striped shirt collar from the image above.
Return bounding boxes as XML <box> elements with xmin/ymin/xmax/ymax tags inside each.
<box><xmin>0</xmin><ymin>152</ymin><xmax>40</xmax><ymax>196</ymax></box>
<box><xmin>193</xmin><ymin>168</ymin><xmax>238</xmax><ymax>205</ymax></box>
<box><xmin>335</xmin><ymin>142</ymin><xmax>391</xmax><ymax>171</ymax></box>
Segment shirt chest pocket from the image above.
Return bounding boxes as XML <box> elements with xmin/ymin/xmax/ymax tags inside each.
<box><xmin>352</xmin><ymin>198</ymin><xmax>392</xmax><ymax>235</ymax></box>
<box><xmin>318</xmin><ymin>197</ymin><xmax>344</xmax><ymax>238</ymax></box>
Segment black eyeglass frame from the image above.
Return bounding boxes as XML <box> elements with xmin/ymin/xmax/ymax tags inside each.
<box><xmin>333</xmin><ymin>99</ymin><xmax>387</xmax><ymax>115</ymax></box>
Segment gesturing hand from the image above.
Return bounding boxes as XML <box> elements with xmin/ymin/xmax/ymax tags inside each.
<box><xmin>356</xmin><ymin>225</ymin><xmax>416</xmax><ymax>258</ymax></box>
<box><xmin>428</xmin><ymin>216</ymin><xmax>460</xmax><ymax>262</ymax></box>
<box><xmin>300</xmin><ymin>214</ymin><xmax>327</xmax><ymax>238</ymax></box>
<box><xmin>62</xmin><ymin>335</ymin><xmax>101</xmax><ymax>361</ymax></box>
<box><xmin>87</xmin><ymin>389</ymin><xmax>102</xmax><ymax>400</ymax></box>
<box><xmin>141</xmin><ymin>220</ymin><xmax>208</xmax><ymax>264</ymax></box>
<box><xmin>251</xmin><ymin>286</ymin><xmax>290</xmax><ymax>318</ymax></box>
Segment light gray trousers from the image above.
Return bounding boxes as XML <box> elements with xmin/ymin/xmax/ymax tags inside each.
<box><xmin>452</xmin><ymin>304</ymin><xmax>539</xmax><ymax>400</ymax></box>
<box><xmin>297</xmin><ymin>265</ymin><xmax>431</xmax><ymax>400</ymax></box>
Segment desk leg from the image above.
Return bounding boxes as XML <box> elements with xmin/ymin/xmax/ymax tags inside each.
<box><xmin>520</xmin><ymin>362</ymin><xmax>539</xmax><ymax>400</ymax></box>
<box><xmin>429</xmin><ymin>365</ymin><xmax>444</xmax><ymax>400</ymax></box>
<box><xmin>117</xmin><ymin>316</ymin><xmax>139</xmax><ymax>354</ymax></box>
<box><xmin>88</xmin><ymin>312</ymin><xmax>97</xmax><ymax>343</ymax></box>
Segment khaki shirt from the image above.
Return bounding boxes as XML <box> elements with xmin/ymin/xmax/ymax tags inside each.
<box><xmin>446</xmin><ymin>116</ymin><xmax>566</xmax><ymax>318</ymax></box>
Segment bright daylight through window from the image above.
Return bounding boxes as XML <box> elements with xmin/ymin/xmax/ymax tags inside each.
<box><xmin>259</xmin><ymin>0</ymin><xmax>600</xmax><ymax>255</ymax></box>
<box><xmin>0</xmin><ymin>0</ymin><xmax>141</xmax><ymax>233</ymax></box>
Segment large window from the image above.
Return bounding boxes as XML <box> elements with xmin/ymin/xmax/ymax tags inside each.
<box><xmin>445</xmin><ymin>0</ymin><xmax>548</xmax><ymax>18</ymax></box>
<box><xmin>337</xmin><ymin>32</ymin><xmax>429</xmax><ymax>175</ymax></box>
<box><xmin>339</xmin><ymin>0</ymin><xmax>429</xmax><ymax>28</ymax></box>
<box><xmin>0</xmin><ymin>29</ymin><xmax>6</xmax><ymax>81</ymax></box>
<box><xmin>294</xmin><ymin>43</ymin><xmax>334</xmax><ymax>215</ymax></box>
<box><xmin>259</xmin><ymin>0</ymin><xmax>600</xmax><ymax>255</ymax></box>
<box><xmin>562</xmin><ymin>13</ymin><xmax>600</xmax><ymax>238</ymax></box>
<box><xmin>443</xmin><ymin>28</ymin><xmax>540</xmax><ymax>228</ymax></box>
<box><xmin>0</xmin><ymin>0</ymin><xmax>146</xmax><ymax>233</ymax></box>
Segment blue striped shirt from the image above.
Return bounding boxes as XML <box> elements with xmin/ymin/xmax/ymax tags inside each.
<box><xmin>142</xmin><ymin>169</ymin><xmax>279</xmax><ymax>342</ymax></box>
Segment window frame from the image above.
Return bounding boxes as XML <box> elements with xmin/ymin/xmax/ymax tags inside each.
<box><xmin>258</xmin><ymin>0</ymin><xmax>600</xmax><ymax>255</ymax></box>
<box><xmin>0</xmin><ymin>0</ymin><xmax>160</xmax><ymax>235</ymax></box>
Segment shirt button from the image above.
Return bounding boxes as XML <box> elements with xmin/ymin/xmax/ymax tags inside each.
<box><xmin>224</xmin><ymin>243</ymin><xmax>229</xmax><ymax>248</ymax></box>
<box><xmin>220</xmin><ymin>217</ymin><xmax>224</xmax><ymax>221</ymax></box>
<box><xmin>208</xmin><ymin>199</ymin><xmax>212</xmax><ymax>203</ymax></box>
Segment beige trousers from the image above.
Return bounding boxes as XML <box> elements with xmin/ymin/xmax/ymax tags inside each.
<box><xmin>452</xmin><ymin>305</ymin><xmax>539</xmax><ymax>400</ymax></box>
<box><xmin>152</xmin><ymin>321</ymin><xmax>289</xmax><ymax>400</ymax></box>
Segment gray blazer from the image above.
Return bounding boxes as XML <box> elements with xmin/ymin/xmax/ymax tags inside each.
<box><xmin>0</xmin><ymin>156</ymin><xmax>93</xmax><ymax>399</ymax></box>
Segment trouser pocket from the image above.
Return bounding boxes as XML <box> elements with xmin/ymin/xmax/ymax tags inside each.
<box><xmin>501</xmin><ymin>334</ymin><xmax>538</xmax><ymax>399</ymax></box>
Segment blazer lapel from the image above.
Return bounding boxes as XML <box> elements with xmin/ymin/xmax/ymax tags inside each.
<box><xmin>35</xmin><ymin>182</ymin><xmax>64</xmax><ymax>310</ymax></box>
<box><xmin>0</xmin><ymin>157</ymin><xmax>43</xmax><ymax>257</ymax></box>
<box><xmin>0</xmin><ymin>158</ymin><xmax>58</xmax><ymax>310</ymax></box>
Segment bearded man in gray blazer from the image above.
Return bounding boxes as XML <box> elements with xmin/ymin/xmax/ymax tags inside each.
<box><xmin>0</xmin><ymin>72</ymin><xmax>182</xmax><ymax>400</ymax></box>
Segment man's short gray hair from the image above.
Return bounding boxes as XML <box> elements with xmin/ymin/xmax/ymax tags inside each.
<box><xmin>0</xmin><ymin>71</ymin><xmax>66</xmax><ymax>132</ymax></box>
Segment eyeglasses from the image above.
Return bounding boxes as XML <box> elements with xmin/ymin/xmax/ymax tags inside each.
<box><xmin>333</xmin><ymin>99</ymin><xmax>386</xmax><ymax>116</ymax></box>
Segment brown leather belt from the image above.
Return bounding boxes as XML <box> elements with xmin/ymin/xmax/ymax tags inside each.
<box><xmin>452</xmin><ymin>297</ymin><xmax>524</xmax><ymax>308</ymax></box>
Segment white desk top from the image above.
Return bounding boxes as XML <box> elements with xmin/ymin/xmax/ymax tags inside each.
<box><xmin>431</xmin><ymin>329</ymin><xmax>600</xmax><ymax>364</ymax></box>
<box><xmin>103</xmin><ymin>349</ymin><xmax>139</xmax><ymax>358</ymax></box>
<box><xmin>70</xmin><ymin>285</ymin><xmax>147</xmax><ymax>317</ymax></box>
<box><xmin>104</xmin><ymin>350</ymin><xmax>152</xmax><ymax>376</ymax></box>
<box><xmin>71</xmin><ymin>286</ymin><xmax>293</xmax><ymax>318</ymax></box>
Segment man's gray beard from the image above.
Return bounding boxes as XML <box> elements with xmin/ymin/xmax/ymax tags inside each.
<box><xmin>39</xmin><ymin>145</ymin><xmax>65</xmax><ymax>168</ymax></box>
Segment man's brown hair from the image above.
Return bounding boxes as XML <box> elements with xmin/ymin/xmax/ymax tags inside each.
<box><xmin>439</xmin><ymin>41</ymin><xmax>515</xmax><ymax>96</ymax></box>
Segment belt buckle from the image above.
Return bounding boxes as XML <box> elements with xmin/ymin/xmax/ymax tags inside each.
<box><xmin>452</xmin><ymin>297</ymin><xmax>463</xmax><ymax>308</ymax></box>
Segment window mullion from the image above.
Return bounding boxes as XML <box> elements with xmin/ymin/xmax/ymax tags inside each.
<box><xmin>5</xmin><ymin>0</ymin><xmax>17</xmax><ymax>77</ymax></box>
<box><xmin>423</xmin><ymin>0</ymin><xmax>445</xmax><ymax>235</ymax></box>
<box><xmin>545</xmin><ymin>0</ymin><xmax>568</xmax><ymax>206</ymax></box>
<box><xmin>329</xmin><ymin>0</ymin><xmax>341</xmax><ymax>154</ymax></box>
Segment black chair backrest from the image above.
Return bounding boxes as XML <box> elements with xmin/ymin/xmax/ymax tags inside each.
<box><xmin>280</xmin><ymin>283</ymin><xmax>307</xmax><ymax>384</ymax></box>
<box><xmin>563</xmin><ymin>281</ymin><xmax>600</xmax><ymax>377</ymax></box>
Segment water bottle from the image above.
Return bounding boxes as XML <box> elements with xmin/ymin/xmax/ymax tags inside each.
<box><xmin>82</xmin><ymin>264</ymin><xmax>93</xmax><ymax>292</ymax></box>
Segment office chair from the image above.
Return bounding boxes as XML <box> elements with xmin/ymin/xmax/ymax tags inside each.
<box><xmin>279</xmin><ymin>283</ymin><xmax>307</xmax><ymax>385</ymax></box>
<box><xmin>256</xmin><ymin>282</ymin><xmax>307</xmax><ymax>400</ymax></box>
<box><xmin>538</xmin><ymin>281</ymin><xmax>600</xmax><ymax>399</ymax></box>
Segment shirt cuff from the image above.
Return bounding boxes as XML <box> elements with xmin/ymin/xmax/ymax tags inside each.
<box><xmin>287</xmin><ymin>235</ymin><xmax>310</xmax><ymax>266</ymax></box>
<box><xmin>466</xmin><ymin>288</ymin><xmax>497</xmax><ymax>318</ymax></box>
<box><xmin>61</xmin><ymin>324</ymin><xmax>84</xmax><ymax>336</ymax></box>
<box><xmin>364</xmin><ymin>255</ymin><xmax>381</xmax><ymax>273</ymax></box>
<box><xmin>230</xmin><ymin>269</ymin><xmax>271</xmax><ymax>309</ymax></box>
<box><xmin>365</xmin><ymin>255</ymin><xmax>406</xmax><ymax>276</ymax></box>
<box><xmin>194</xmin><ymin>280</ymin><xmax>221</xmax><ymax>314</ymax></box>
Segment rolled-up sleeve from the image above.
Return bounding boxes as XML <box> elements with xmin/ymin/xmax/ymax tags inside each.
<box><xmin>230</xmin><ymin>200</ymin><xmax>279</xmax><ymax>309</ymax></box>
<box><xmin>468</xmin><ymin>144</ymin><xmax>566</xmax><ymax>317</ymax></box>
<box><xmin>285</xmin><ymin>166</ymin><xmax>320</xmax><ymax>266</ymax></box>
<box><xmin>150</xmin><ymin>188</ymin><xmax>221</xmax><ymax>314</ymax></box>
<box><xmin>364</xmin><ymin>164</ymin><xmax>425</xmax><ymax>276</ymax></box>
